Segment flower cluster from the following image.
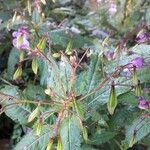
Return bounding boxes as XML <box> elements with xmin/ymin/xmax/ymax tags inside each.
<box><xmin>12</xmin><ymin>26</ymin><xmax>30</xmax><ymax>50</ymax></box>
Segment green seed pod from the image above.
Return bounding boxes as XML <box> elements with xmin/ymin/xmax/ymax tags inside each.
<box><xmin>57</xmin><ymin>136</ymin><xmax>63</xmax><ymax>150</ymax></box>
<box><xmin>135</xmin><ymin>81</ymin><xmax>142</xmax><ymax>96</ymax></box>
<box><xmin>36</xmin><ymin>120</ymin><xmax>43</xmax><ymax>136</ymax></box>
<box><xmin>65</xmin><ymin>40</ymin><xmax>73</xmax><ymax>55</ymax></box>
<box><xmin>13</xmin><ymin>66</ymin><xmax>22</xmax><ymax>80</ymax></box>
<box><xmin>52</xmin><ymin>53</ymin><xmax>61</xmax><ymax>58</ymax></box>
<box><xmin>82</xmin><ymin>126</ymin><xmax>88</xmax><ymax>142</ymax></box>
<box><xmin>107</xmin><ymin>82</ymin><xmax>117</xmax><ymax>115</ymax></box>
<box><xmin>28</xmin><ymin>106</ymin><xmax>39</xmax><ymax>123</ymax></box>
<box><xmin>27</xmin><ymin>0</ymin><xmax>32</xmax><ymax>16</ymax></box>
<box><xmin>19</xmin><ymin>51</ymin><xmax>25</xmax><ymax>62</ymax></box>
<box><xmin>37</xmin><ymin>37</ymin><xmax>46</xmax><ymax>52</ymax></box>
<box><xmin>132</xmin><ymin>67</ymin><xmax>138</xmax><ymax>86</ymax></box>
<box><xmin>129</xmin><ymin>133</ymin><xmax>136</xmax><ymax>147</ymax></box>
<box><xmin>32</xmin><ymin>57</ymin><xmax>39</xmax><ymax>75</ymax></box>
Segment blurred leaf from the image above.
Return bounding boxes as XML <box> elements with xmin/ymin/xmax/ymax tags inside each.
<box><xmin>89</xmin><ymin>131</ymin><xmax>116</xmax><ymax>145</ymax></box>
<box><xmin>49</xmin><ymin>29</ymin><xmax>92</xmax><ymax>49</ymax></box>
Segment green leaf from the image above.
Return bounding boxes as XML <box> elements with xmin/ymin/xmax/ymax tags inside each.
<box><xmin>74</xmin><ymin>54</ymin><xmax>109</xmax><ymax>108</ymax></box>
<box><xmin>0</xmin><ymin>85</ymin><xmax>31</xmax><ymax>124</ymax></box>
<box><xmin>125</xmin><ymin>117</ymin><xmax>150</xmax><ymax>147</ymax></box>
<box><xmin>7</xmin><ymin>48</ymin><xmax>20</xmax><ymax>80</ymax></box>
<box><xmin>40</xmin><ymin>54</ymin><xmax>72</xmax><ymax>97</ymax></box>
<box><xmin>48</xmin><ymin>29</ymin><xmax>92</xmax><ymax>49</ymax></box>
<box><xmin>14</xmin><ymin>126</ymin><xmax>51</xmax><ymax>150</ymax></box>
<box><xmin>60</xmin><ymin>115</ymin><xmax>81</xmax><ymax>150</ymax></box>
<box><xmin>22</xmin><ymin>84</ymin><xmax>46</xmax><ymax>100</ymax></box>
<box><xmin>89</xmin><ymin>131</ymin><xmax>116</xmax><ymax>145</ymax></box>
<box><xmin>74</xmin><ymin>55</ymin><xmax>103</xmax><ymax>96</ymax></box>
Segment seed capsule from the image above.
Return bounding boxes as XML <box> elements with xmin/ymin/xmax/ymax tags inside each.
<box><xmin>107</xmin><ymin>81</ymin><xmax>117</xmax><ymax>115</ymax></box>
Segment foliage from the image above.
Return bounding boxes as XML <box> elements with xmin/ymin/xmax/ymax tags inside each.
<box><xmin>0</xmin><ymin>0</ymin><xmax>150</xmax><ymax>150</ymax></box>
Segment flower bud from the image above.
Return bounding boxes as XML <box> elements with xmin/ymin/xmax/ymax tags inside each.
<box><xmin>107</xmin><ymin>81</ymin><xmax>117</xmax><ymax>115</ymax></box>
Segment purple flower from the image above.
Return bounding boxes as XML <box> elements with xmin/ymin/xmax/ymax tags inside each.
<box><xmin>138</xmin><ymin>96</ymin><xmax>149</xmax><ymax>110</ymax></box>
<box><xmin>106</xmin><ymin>51</ymin><xmax>114</xmax><ymax>61</ymax></box>
<box><xmin>127</xmin><ymin>57</ymin><xmax>144</xmax><ymax>69</ymax></box>
<box><xmin>130</xmin><ymin>57</ymin><xmax>144</xmax><ymax>68</ymax></box>
<box><xmin>122</xmin><ymin>57</ymin><xmax>144</xmax><ymax>77</ymax></box>
<box><xmin>135</xmin><ymin>30</ymin><xmax>150</xmax><ymax>43</ymax></box>
<box><xmin>12</xmin><ymin>26</ymin><xmax>29</xmax><ymax>50</ymax></box>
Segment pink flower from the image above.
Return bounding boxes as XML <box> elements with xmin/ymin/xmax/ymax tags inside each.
<box><xmin>129</xmin><ymin>57</ymin><xmax>145</xmax><ymax>69</ymax></box>
<box><xmin>121</xmin><ymin>57</ymin><xmax>144</xmax><ymax>77</ymax></box>
<box><xmin>108</xmin><ymin>3</ymin><xmax>117</xmax><ymax>16</ymax></box>
<box><xmin>12</xmin><ymin>26</ymin><xmax>30</xmax><ymax>50</ymax></box>
<box><xmin>138</xmin><ymin>96</ymin><xmax>149</xmax><ymax>110</ymax></box>
<box><xmin>106</xmin><ymin>51</ymin><xmax>114</xmax><ymax>61</ymax></box>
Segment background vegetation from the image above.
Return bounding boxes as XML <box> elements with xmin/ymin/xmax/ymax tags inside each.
<box><xmin>0</xmin><ymin>0</ymin><xmax>150</xmax><ymax>149</ymax></box>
